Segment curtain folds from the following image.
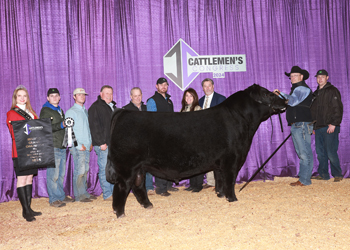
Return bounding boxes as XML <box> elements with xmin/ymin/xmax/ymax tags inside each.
<box><xmin>1</xmin><ymin>0</ymin><xmax>349</xmax><ymax>203</ymax></box>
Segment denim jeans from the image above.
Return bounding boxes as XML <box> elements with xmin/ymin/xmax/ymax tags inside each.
<box><xmin>46</xmin><ymin>148</ymin><xmax>66</xmax><ymax>203</ymax></box>
<box><xmin>69</xmin><ymin>147</ymin><xmax>91</xmax><ymax>201</ymax></box>
<box><xmin>290</xmin><ymin>122</ymin><xmax>314</xmax><ymax>185</ymax></box>
<box><xmin>315</xmin><ymin>126</ymin><xmax>342</xmax><ymax>179</ymax></box>
<box><xmin>94</xmin><ymin>146</ymin><xmax>114</xmax><ymax>199</ymax></box>
<box><xmin>145</xmin><ymin>173</ymin><xmax>154</xmax><ymax>191</ymax></box>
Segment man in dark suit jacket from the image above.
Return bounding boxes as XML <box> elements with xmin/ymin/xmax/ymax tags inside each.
<box><xmin>198</xmin><ymin>78</ymin><xmax>226</xmax><ymax>189</ymax></box>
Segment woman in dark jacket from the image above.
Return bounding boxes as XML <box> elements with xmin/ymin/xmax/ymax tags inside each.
<box><xmin>6</xmin><ymin>86</ymin><xmax>42</xmax><ymax>222</ymax></box>
<box><xmin>180</xmin><ymin>88</ymin><xmax>203</xmax><ymax>192</ymax></box>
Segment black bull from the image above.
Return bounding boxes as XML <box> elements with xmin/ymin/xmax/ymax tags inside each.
<box><xmin>106</xmin><ymin>84</ymin><xmax>287</xmax><ymax>218</ymax></box>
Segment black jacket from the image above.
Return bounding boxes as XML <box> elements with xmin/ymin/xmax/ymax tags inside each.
<box><xmin>40</xmin><ymin>106</ymin><xmax>65</xmax><ymax>149</ymax></box>
<box><xmin>88</xmin><ymin>96</ymin><xmax>116</xmax><ymax>146</ymax></box>
<box><xmin>122</xmin><ymin>101</ymin><xmax>147</xmax><ymax>111</ymax></box>
<box><xmin>310</xmin><ymin>82</ymin><xmax>343</xmax><ymax>130</ymax></box>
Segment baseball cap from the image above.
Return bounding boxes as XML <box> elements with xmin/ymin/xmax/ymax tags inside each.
<box><xmin>156</xmin><ymin>77</ymin><xmax>168</xmax><ymax>85</ymax></box>
<box><xmin>47</xmin><ymin>88</ymin><xmax>60</xmax><ymax>96</ymax></box>
<box><xmin>315</xmin><ymin>69</ymin><xmax>328</xmax><ymax>77</ymax></box>
<box><xmin>73</xmin><ymin>88</ymin><xmax>88</xmax><ymax>95</ymax></box>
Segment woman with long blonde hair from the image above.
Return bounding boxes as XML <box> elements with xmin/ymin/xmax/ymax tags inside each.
<box><xmin>6</xmin><ymin>86</ymin><xmax>41</xmax><ymax>222</ymax></box>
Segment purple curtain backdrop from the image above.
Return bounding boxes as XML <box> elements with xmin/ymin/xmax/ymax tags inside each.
<box><xmin>1</xmin><ymin>0</ymin><xmax>349</xmax><ymax>203</ymax></box>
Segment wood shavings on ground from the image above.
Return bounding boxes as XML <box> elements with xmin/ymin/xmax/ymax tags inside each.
<box><xmin>0</xmin><ymin>177</ymin><xmax>349</xmax><ymax>249</ymax></box>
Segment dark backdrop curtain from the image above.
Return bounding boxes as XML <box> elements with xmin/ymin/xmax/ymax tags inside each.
<box><xmin>1</xmin><ymin>0</ymin><xmax>349</xmax><ymax>203</ymax></box>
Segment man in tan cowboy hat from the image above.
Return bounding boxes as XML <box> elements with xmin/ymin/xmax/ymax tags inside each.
<box><xmin>274</xmin><ymin>66</ymin><xmax>314</xmax><ymax>187</ymax></box>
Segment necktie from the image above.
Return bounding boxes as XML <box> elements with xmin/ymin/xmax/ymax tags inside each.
<box><xmin>204</xmin><ymin>96</ymin><xmax>209</xmax><ymax>109</ymax></box>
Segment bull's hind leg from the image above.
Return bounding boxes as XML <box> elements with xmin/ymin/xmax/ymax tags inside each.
<box><xmin>131</xmin><ymin>173</ymin><xmax>153</xmax><ymax>210</ymax></box>
<box><xmin>132</xmin><ymin>186</ymin><xmax>153</xmax><ymax>209</ymax></box>
<box><xmin>112</xmin><ymin>178</ymin><xmax>131</xmax><ymax>218</ymax></box>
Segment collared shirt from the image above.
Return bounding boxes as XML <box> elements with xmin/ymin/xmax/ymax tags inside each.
<box><xmin>108</xmin><ymin>102</ymin><xmax>115</xmax><ymax>111</ymax></box>
<box><xmin>203</xmin><ymin>92</ymin><xmax>214</xmax><ymax>109</ymax></box>
<box><xmin>65</xmin><ymin>103</ymin><xmax>91</xmax><ymax>150</ymax></box>
<box><xmin>280</xmin><ymin>86</ymin><xmax>311</xmax><ymax>107</ymax></box>
<box><xmin>131</xmin><ymin>102</ymin><xmax>142</xmax><ymax>111</ymax></box>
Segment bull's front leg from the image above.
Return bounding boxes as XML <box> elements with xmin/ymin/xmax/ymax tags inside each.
<box><xmin>214</xmin><ymin>169</ymin><xmax>225</xmax><ymax>198</ymax></box>
<box><xmin>221</xmin><ymin>160</ymin><xmax>238</xmax><ymax>202</ymax></box>
<box><xmin>112</xmin><ymin>178</ymin><xmax>131</xmax><ymax>218</ymax></box>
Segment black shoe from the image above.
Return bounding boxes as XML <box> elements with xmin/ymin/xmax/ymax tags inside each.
<box><xmin>184</xmin><ymin>187</ymin><xmax>194</xmax><ymax>191</ymax></box>
<box><xmin>63</xmin><ymin>196</ymin><xmax>75</xmax><ymax>203</ymax></box>
<box><xmin>17</xmin><ymin>187</ymin><xmax>36</xmax><ymax>222</ymax></box>
<box><xmin>168</xmin><ymin>187</ymin><xmax>179</xmax><ymax>192</ymax></box>
<box><xmin>191</xmin><ymin>188</ymin><xmax>202</xmax><ymax>193</ymax></box>
<box><xmin>77</xmin><ymin>198</ymin><xmax>93</xmax><ymax>202</ymax></box>
<box><xmin>89</xmin><ymin>195</ymin><xmax>98</xmax><ymax>200</ymax></box>
<box><xmin>334</xmin><ymin>177</ymin><xmax>343</xmax><ymax>182</ymax></box>
<box><xmin>311</xmin><ymin>176</ymin><xmax>326</xmax><ymax>180</ymax></box>
<box><xmin>202</xmin><ymin>184</ymin><xmax>214</xmax><ymax>189</ymax></box>
<box><xmin>25</xmin><ymin>185</ymin><xmax>42</xmax><ymax>216</ymax></box>
<box><xmin>158</xmin><ymin>191</ymin><xmax>171</xmax><ymax>197</ymax></box>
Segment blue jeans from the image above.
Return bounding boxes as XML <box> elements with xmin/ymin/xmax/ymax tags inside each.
<box><xmin>69</xmin><ymin>147</ymin><xmax>91</xmax><ymax>201</ymax></box>
<box><xmin>315</xmin><ymin>126</ymin><xmax>342</xmax><ymax>179</ymax></box>
<box><xmin>46</xmin><ymin>148</ymin><xmax>66</xmax><ymax>203</ymax></box>
<box><xmin>290</xmin><ymin>122</ymin><xmax>314</xmax><ymax>185</ymax></box>
<box><xmin>145</xmin><ymin>173</ymin><xmax>154</xmax><ymax>191</ymax></box>
<box><xmin>94</xmin><ymin>146</ymin><xmax>114</xmax><ymax>199</ymax></box>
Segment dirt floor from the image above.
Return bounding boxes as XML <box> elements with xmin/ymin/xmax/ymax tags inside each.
<box><xmin>0</xmin><ymin>177</ymin><xmax>349</xmax><ymax>250</ymax></box>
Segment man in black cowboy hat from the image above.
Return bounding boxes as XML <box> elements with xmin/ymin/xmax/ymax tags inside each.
<box><xmin>274</xmin><ymin>66</ymin><xmax>314</xmax><ymax>186</ymax></box>
<box><xmin>310</xmin><ymin>69</ymin><xmax>343</xmax><ymax>182</ymax></box>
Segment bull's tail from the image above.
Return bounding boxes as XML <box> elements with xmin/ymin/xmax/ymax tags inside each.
<box><xmin>106</xmin><ymin>158</ymin><xmax>118</xmax><ymax>184</ymax></box>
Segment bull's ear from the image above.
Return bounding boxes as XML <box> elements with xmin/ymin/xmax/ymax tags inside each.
<box><xmin>248</xmin><ymin>84</ymin><xmax>259</xmax><ymax>100</ymax></box>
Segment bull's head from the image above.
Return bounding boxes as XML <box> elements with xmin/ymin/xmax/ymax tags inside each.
<box><xmin>248</xmin><ymin>84</ymin><xmax>287</xmax><ymax>114</ymax></box>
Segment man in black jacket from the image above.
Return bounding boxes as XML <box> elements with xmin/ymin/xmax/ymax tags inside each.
<box><xmin>122</xmin><ymin>87</ymin><xmax>155</xmax><ymax>195</ymax></box>
<box><xmin>146</xmin><ymin>78</ymin><xmax>178</xmax><ymax>196</ymax></box>
<box><xmin>122</xmin><ymin>87</ymin><xmax>147</xmax><ymax>111</ymax></box>
<box><xmin>40</xmin><ymin>88</ymin><xmax>74</xmax><ymax>207</ymax></box>
<box><xmin>310</xmin><ymin>69</ymin><xmax>343</xmax><ymax>182</ymax></box>
<box><xmin>88</xmin><ymin>85</ymin><xmax>116</xmax><ymax>200</ymax></box>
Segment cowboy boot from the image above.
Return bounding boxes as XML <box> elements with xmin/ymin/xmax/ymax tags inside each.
<box><xmin>17</xmin><ymin>187</ymin><xmax>36</xmax><ymax>222</ymax></box>
<box><xmin>25</xmin><ymin>184</ymin><xmax>42</xmax><ymax>216</ymax></box>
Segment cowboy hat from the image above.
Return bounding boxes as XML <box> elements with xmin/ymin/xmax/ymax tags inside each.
<box><xmin>285</xmin><ymin>66</ymin><xmax>309</xmax><ymax>80</ymax></box>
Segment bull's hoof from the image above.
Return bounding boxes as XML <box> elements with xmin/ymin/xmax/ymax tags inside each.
<box><xmin>143</xmin><ymin>202</ymin><xmax>153</xmax><ymax>209</ymax></box>
<box><xmin>227</xmin><ymin>197</ymin><xmax>238</xmax><ymax>202</ymax></box>
<box><xmin>217</xmin><ymin>193</ymin><xmax>225</xmax><ymax>198</ymax></box>
<box><xmin>117</xmin><ymin>213</ymin><xmax>125</xmax><ymax>218</ymax></box>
